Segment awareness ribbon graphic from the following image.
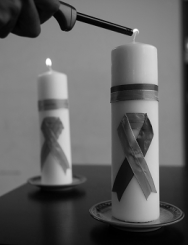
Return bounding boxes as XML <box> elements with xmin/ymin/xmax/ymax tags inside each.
<box><xmin>112</xmin><ymin>113</ymin><xmax>157</xmax><ymax>201</ymax></box>
<box><xmin>41</xmin><ymin>117</ymin><xmax>70</xmax><ymax>173</ymax></box>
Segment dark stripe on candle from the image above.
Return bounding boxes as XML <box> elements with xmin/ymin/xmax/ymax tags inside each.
<box><xmin>111</xmin><ymin>84</ymin><xmax>158</xmax><ymax>93</ymax></box>
<box><xmin>111</xmin><ymin>90</ymin><xmax>158</xmax><ymax>103</ymax></box>
<box><xmin>38</xmin><ymin>99</ymin><xmax>69</xmax><ymax>111</ymax></box>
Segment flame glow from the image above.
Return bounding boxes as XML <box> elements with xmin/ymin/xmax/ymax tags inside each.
<box><xmin>46</xmin><ymin>58</ymin><xmax>52</xmax><ymax>69</ymax></box>
<box><xmin>133</xmin><ymin>29</ymin><xmax>139</xmax><ymax>42</ymax></box>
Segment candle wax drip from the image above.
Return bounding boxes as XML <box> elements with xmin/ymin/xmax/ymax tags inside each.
<box><xmin>133</xmin><ymin>29</ymin><xmax>139</xmax><ymax>42</ymax></box>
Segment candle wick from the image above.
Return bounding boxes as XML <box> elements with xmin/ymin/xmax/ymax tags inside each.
<box><xmin>133</xmin><ymin>28</ymin><xmax>139</xmax><ymax>42</ymax></box>
<box><xmin>46</xmin><ymin>58</ymin><xmax>52</xmax><ymax>71</ymax></box>
<box><xmin>47</xmin><ymin>65</ymin><xmax>52</xmax><ymax>71</ymax></box>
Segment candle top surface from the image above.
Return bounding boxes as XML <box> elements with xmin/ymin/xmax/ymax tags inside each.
<box><xmin>113</xmin><ymin>42</ymin><xmax>157</xmax><ymax>52</ymax></box>
<box><xmin>38</xmin><ymin>69</ymin><xmax>67</xmax><ymax>78</ymax></box>
<box><xmin>111</xmin><ymin>42</ymin><xmax>158</xmax><ymax>86</ymax></box>
<box><xmin>38</xmin><ymin>59</ymin><xmax>67</xmax><ymax>78</ymax></box>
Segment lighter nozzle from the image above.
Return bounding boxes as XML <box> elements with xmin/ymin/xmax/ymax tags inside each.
<box><xmin>54</xmin><ymin>1</ymin><xmax>77</xmax><ymax>31</ymax></box>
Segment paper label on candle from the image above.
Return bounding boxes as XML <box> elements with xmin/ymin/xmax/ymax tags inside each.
<box><xmin>112</xmin><ymin>113</ymin><xmax>157</xmax><ymax>201</ymax></box>
<box><xmin>41</xmin><ymin>117</ymin><xmax>70</xmax><ymax>173</ymax></box>
<box><xmin>110</xmin><ymin>84</ymin><xmax>158</xmax><ymax>103</ymax></box>
<box><xmin>38</xmin><ymin>99</ymin><xmax>69</xmax><ymax>111</ymax></box>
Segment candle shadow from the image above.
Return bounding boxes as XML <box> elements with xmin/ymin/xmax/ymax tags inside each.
<box><xmin>27</xmin><ymin>186</ymin><xmax>83</xmax><ymax>244</ymax></box>
<box><xmin>90</xmin><ymin>224</ymin><xmax>184</xmax><ymax>245</ymax></box>
<box><xmin>27</xmin><ymin>187</ymin><xmax>86</xmax><ymax>203</ymax></box>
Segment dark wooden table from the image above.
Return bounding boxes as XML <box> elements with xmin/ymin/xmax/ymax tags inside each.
<box><xmin>0</xmin><ymin>165</ymin><xmax>187</xmax><ymax>245</ymax></box>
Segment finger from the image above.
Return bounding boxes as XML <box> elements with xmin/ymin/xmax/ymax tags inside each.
<box><xmin>34</xmin><ymin>0</ymin><xmax>60</xmax><ymax>24</ymax></box>
<box><xmin>12</xmin><ymin>0</ymin><xmax>41</xmax><ymax>38</ymax></box>
<box><xmin>0</xmin><ymin>0</ymin><xmax>21</xmax><ymax>38</ymax></box>
<box><xmin>0</xmin><ymin>19</ymin><xmax>17</xmax><ymax>38</ymax></box>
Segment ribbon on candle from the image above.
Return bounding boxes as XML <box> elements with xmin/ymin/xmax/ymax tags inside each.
<box><xmin>38</xmin><ymin>99</ymin><xmax>68</xmax><ymax>111</ymax></box>
<box><xmin>41</xmin><ymin>117</ymin><xmax>70</xmax><ymax>173</ymax></box>
<box><xmin>110</xmin><ymin>84</ymin><xmax>158</xmax><ymax>102</ymax></box>
<box><xmin>112</xmin><ymin>113</ymin><xmax>157</xmax><ymax>201</ymax></box>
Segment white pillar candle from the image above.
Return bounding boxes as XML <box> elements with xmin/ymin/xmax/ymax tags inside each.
<box><xmin>111</xmin><ymin>34</ymin><xmax>160</xmax><ymax>222</ymax></box>
<box><xmin>37</xmin><ymin>58</ymin><xmax>72</xmax><ymax>185</ymax></box>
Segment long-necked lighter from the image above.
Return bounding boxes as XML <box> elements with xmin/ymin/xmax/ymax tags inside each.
<box><xmin>53</xmin><ymin>1</ymin><xmax>134</xmax><ymax>36</ymax></box>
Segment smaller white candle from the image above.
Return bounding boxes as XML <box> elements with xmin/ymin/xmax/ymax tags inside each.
<box><xmin>37</xmin><ymin>59</ymin><xmax>72</xmax><ymax>185</ymax></box>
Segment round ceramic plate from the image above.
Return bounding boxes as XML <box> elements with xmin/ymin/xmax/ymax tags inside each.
<box><xmin>89</xmin><ymin>200</ymin><xmax>185</xmax><ymax>232</ymax></box>
<box><xmin>28</xmin><ymin>174</ymin><xmax>87</xmax><ymax>191</ymax></box>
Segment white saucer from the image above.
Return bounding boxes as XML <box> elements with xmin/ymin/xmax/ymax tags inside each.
<box><xmin>28</xmin><ymin>174</ymin><xmax>87</xmax><ymax>191</ymax></box>
<box><xmin>89</xmin><ymin>200</ymin><xmax>184</xmax><ymax>232</ymax></box>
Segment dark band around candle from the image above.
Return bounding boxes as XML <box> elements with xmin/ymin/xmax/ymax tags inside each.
<box><xmin>38</xmin><ymin>99</ymin><xmax>69</xmax><ymax>111</ymax></box>
<box><xmin>111</xmin><ymin>84</ymin><xmax>158</xmax><ymax>93</ymax></box>
<box><xmin>110</xmin><ymin>84</ymin><xmax>158</xmax><ymax>103</ymax></box>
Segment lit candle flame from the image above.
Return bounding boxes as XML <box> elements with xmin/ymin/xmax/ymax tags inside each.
<box><xmin>46</xmin><ymin>58</ymin><xmax>52</xmax><ymax>70</ymax></box>
<box><xmin>133</xmin><ymin>29</ymin><xmax>139</xmax><ymax>42</ymax></box>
